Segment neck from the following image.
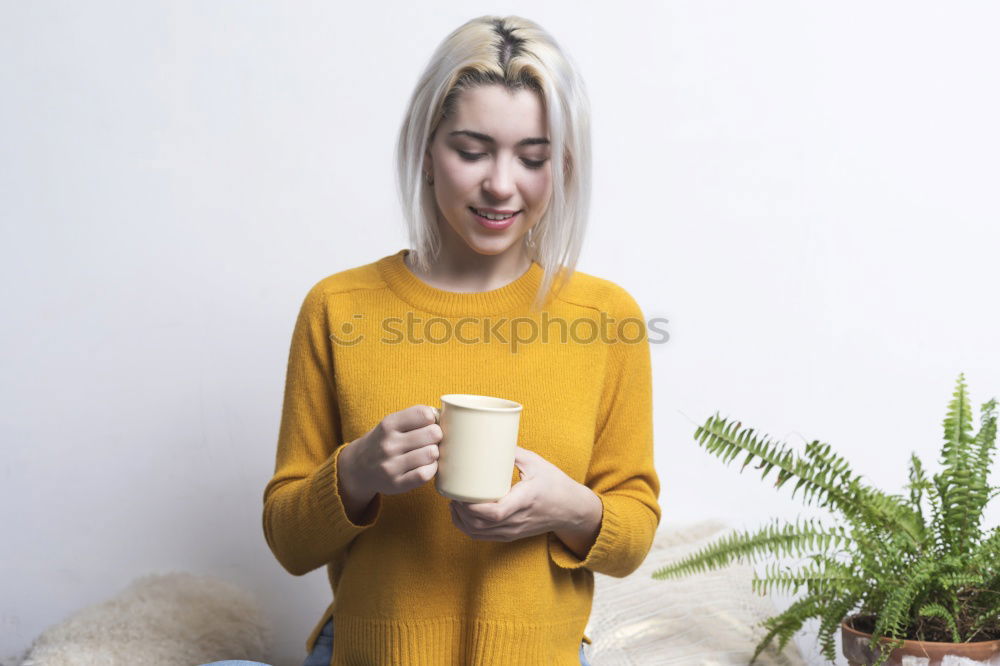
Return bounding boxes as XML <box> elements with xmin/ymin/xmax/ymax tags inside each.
<box><xmin>405</xmin><ymin>241</ymin><xmax>533</xmax><ymax>294</ymax></box>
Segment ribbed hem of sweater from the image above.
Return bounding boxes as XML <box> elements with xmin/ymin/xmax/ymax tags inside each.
<box><xmin>311</xmin><ymin>613</ymin><xmax>592</xmax><ymax>665</ymax></box>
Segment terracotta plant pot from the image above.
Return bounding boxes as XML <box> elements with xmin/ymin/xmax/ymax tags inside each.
<box><xmin>841</xmin><ymin>615</ymin><xmax>1000</xmax><ymax>665</ymax></box>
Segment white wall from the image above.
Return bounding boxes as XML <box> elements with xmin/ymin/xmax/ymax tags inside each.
<box><xmin>2</xmin><ymin>2</ymin><xmax>998</xmax><ymax>664</ymax></box>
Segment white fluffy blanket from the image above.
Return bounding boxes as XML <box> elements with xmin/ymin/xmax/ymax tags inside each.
<box><xmin>586</xmin><ymin>519</ymin><xmax>806</xmax><ymax>665</ymax></box>
<box><xmin>12</xmin><ymin>572</ymin><xmax>273</xmax><ymax>666</ymax></box>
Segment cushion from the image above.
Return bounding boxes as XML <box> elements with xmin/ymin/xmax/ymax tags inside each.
<box><xmin>17</xmin><ymin>572</ymin><xmax>272</xmax><ymax>666</ymax></box>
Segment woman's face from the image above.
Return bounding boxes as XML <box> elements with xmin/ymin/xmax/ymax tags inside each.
<box><xmin>424</xmin><ymin>84</ymin><xmax>553</xmax><ymax>258</ymax></box>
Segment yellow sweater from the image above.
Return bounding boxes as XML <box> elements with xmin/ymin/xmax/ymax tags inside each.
<box><xmin>263</xmin><ymin>248</ymin><xmax>661</xmax><ymax>665</ymax></box>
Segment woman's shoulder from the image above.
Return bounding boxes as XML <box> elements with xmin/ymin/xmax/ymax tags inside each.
<box><xmin>301</xmin><ymin>254</ymin><xmax>391</xmax><ymax>301</ymax></box>
<box><xmin>553</xmin><ymin>267</ymin><xmax>646</xmax><ymax>319</ymax></box>
<box><xmin>291</xmin><ymin>254</ymin><xmax>394</xmax><ymax>320</ymax></box>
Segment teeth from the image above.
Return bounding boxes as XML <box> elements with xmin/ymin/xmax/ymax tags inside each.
<box><xmin>473</xmin><ymin>208</ymin><xmax>515</xmax><ymax>221</ymax></box>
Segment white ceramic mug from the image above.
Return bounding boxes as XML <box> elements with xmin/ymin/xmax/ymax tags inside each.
<box><xmin>432</xmin><ymin>394</ymin><xmax>523</xmax><ymax>503</ymax></box>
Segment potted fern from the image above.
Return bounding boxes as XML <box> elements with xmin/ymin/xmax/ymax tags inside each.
<box><xmin>653</xmin><ymin>374</ymin><xmax>1000</xmax><ymax>665</ymax></box>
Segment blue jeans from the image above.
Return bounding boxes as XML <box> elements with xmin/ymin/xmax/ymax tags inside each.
<box><xmin>302</xmin><ymin>617</ymin><xmax>591</xmax><ymax>665</ymax></box>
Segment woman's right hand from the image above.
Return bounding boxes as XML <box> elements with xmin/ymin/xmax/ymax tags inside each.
<box><xmin>347</xmin><ymin>406</ymin><xmax>442</xmax><ymax>496</ymax></box>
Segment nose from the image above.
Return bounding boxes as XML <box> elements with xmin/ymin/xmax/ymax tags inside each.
<box><xmin>482</xmin><ymin>158</ymin><xmax>516</xmax><ymax>201</ymax></box>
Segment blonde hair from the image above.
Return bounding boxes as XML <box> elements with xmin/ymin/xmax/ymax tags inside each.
<box><xmin>394</xmin><ymin>15</ymin><xmax>592</xmax><ymax>313</ymax></box>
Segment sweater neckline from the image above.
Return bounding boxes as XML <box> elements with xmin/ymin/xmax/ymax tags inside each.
<box><xmin>377</xmin><ymin>249</ymin><xmax>544</xmax><ymax>316</ymax></box>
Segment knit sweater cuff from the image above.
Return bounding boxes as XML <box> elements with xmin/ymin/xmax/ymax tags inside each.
<box><xmin>548</xmin><ymin>491</ymin><xmax>624</xmax><ymax>572</ymax></box>
<box><xmin>310</xmin><ymin>443</ymin><xmax>383</xmax><ymax>532</ymax></box>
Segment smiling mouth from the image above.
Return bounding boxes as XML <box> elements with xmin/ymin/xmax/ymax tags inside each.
<box><xmin>468</xmin><ymin>206</ymin><xmax>521</xmax><ymax>219</ymax></box>
<box><xmin>469</xmin><ymin>207</ymin><xmax>520</xmax><ymax>229</ymax></box>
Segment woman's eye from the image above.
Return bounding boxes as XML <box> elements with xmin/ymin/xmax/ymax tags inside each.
<box><xmin>457</xmin><ymin>150</ymin><xmax>548</xmax><ymax>170</ymax></box>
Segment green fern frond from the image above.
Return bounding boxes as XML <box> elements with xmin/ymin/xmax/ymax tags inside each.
<box><xmin>817</xmin><ymin>593</ymin><xmax>862</xmax><ymax>663</ymax></box>
<box><xmin>907</xmin><ymin>452</ymin><xmax>929</xmax><ymax>524</ymax></box>
<box><xmin>976</xmin><ymin>398</ymin><xmax>997</xmax><ymax>464</ymax></box>
<box><xmin>925</xmin><ymin>480</ymin><xmax>949</xmax><ymax>555</ymax></box>
<box><xmin>751</xmin><ymin>593</ymin><xmax>824</xmax><ymax>664</ymax></box>
<box><xmin>969</xmin><ymin>602</ymin><xmax>1000</xmax><ymax>640</ymax></box>
<box><xmin>750</xmin><ymin>556</ymin><xmax>854</xmax><ymax>597</ymax></box>
<box><xmin>651</xmin><ymin>518</ymin><xmax>849</xmax><ymax>581</ymax></box>
<box><xmin>975</xmin><ymin>399</ymin><xmax>998</xmax><ymax>475</ymax></box>
<box><xmin>942</xmin><ymin>373</ymin><xmax>976</xmax><ymax>466</ymax></box>
<box><xmin>694</xmin><ymin>414</ymin><xmax>923</xmax><ymax>545</ymax></box>
<box><xmin>937</xmin><ymin>373</ymin><xmax>980</xmax><ymax>555</ymax></box>
<box><xmin>936</xmin><ymin>572</ymin><xmax>985</xmax><ymax>588</ymax></box>
<box><xmin>917</xmin><ymin>602</ymin><xmax>960</xmax><ymax>642</ymax></box>
<box><xmin>872</xmin><ymin>557</ymin><xmax>941</xmax><ymax>640</ymax></box>
<box><xmin>970</xmin><ymin>399</ymin><xmax>999</xmax><ymax>526</ymax></box>
<box><xmin>853</xmin><ymin>485</ymin><xmax>926</xmax><ymax>548</ymax></box>
<box><xmin>968</xmin><ymin>526</ymin><xmax>1000</xmax><ymax>573</ymax></box>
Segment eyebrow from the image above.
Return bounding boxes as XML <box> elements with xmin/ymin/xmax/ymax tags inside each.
<box><xmin>448</xmin><ymin>130</ymin><xmax>550</xmax><ymax>147</ymax></box>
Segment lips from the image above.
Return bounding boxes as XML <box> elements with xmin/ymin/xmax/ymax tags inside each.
<box><xmin>470</xmin><ymin>207</ymin><xmax>519</xmax><ymax>229</ymax></box>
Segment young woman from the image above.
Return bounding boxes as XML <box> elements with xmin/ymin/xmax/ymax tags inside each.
<box><xmin>263</xmin><ymin>15</ymin><xmax>660</xmax><ymax>666</ymax></box>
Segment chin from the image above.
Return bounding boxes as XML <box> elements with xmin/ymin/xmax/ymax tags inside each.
<box><xmin>467</xmin><ymin>242</ymin><xmax>512</xmax><ymax>256</ymax></box>
<box><xmin>462</xmin><ymin>235</ymin><xmax>520</xmax><ymax>256</ymax></box>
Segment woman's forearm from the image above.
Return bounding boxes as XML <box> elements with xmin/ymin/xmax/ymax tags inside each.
<box><xmin>553</xmin><ymin>484</ymin><xmax>603</xmax><ymax>560</ymax></box>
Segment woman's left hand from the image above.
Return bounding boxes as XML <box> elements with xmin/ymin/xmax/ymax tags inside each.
<box><xmin>449</xmin><ymin>445</ymin><xmax>584</xmax><ymax>542</ymax></box>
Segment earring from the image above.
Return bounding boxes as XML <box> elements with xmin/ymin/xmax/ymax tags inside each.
<box><xmin>525</xmin><ymin>227</ymin><xmax>536</xmax><ymax>248</ymax></box>
<box><xmin>425</xmin><ymin>171</ymin><xmax>434</xmax><ymax>186</ymax></box>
